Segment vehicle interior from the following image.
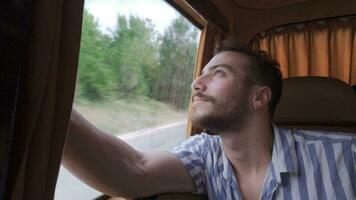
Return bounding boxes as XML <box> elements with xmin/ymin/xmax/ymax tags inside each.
<box><xmin>1</xmin><ymin>0</ymin><xmax>356</xmax><ymax>199</ymax></box>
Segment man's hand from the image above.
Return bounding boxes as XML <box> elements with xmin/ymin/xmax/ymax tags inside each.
<box><xmin>62</xmin><ymin>109</ymin><xmax>195</xmax><ymax>198</ymax></box>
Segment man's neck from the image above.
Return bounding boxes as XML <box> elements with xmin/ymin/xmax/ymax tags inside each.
<box><xmin>220</xmin><ymin>119</ymin><xmax>274</xmax><ymax>175</ymax></box>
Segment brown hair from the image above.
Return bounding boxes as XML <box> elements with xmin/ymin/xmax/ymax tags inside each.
<box><xmin>214</xmin><ymin>40</ymin><xmax>283</xmax><ymax>118</ymax></box>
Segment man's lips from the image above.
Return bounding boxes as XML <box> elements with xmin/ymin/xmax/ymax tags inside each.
<box><xmin>192</xmin><ymin>93</ymin><xmax>214</xmax><ymax>103</ymax></box>
<box><xmin>193</xmin><ymin>97</ymin><xmax>209</xmax><ymax>102</ymax></box>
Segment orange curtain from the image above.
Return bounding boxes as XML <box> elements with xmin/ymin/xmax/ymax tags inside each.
<box><xmin>252</xmin><ymin>17</ymin><xmax>356</xmax><ymax>85</ymax></box>
<box><xmin>5</xmin><ymin>0</ymin><xmax>84</xmax><ymax>199</ymax></box>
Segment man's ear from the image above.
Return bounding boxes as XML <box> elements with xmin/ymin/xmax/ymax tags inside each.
<box><xmin>253</xmin><ymin>86</ymin><xmax>272</xmax><ymax>109</ymax></box>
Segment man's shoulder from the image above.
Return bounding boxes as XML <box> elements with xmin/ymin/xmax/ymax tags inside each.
<box><xmin>172</xmin><ymin>132</ymin><xmax>221</xmax><ymax>154</ymax></box>
<box><xmin>276</xmin><ymin>126</ymin><xmax>356</xmax><ymax>145</ymax></box>
<box><xmin>186</xmin><ymin>132</ymin><xmax>221</xmax><ymax>143</ymax></box>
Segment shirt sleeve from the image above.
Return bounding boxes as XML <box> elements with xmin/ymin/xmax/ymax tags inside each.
<box><xmin>171</xmin><ymin>134</ymin><xmax>208</xmax><ymax>194</ymax></box>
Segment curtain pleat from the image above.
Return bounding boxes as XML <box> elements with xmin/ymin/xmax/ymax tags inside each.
<box><xmin>5</xmin><ymin>0</ymin><xmax>84</xmax><ymax>199</ymax></box>
<box><xmin>289</xmin><ymin>31</ymin><xmax>309</xmax><ymax>77</ymax></box>
<box><xmin>273</xmin><ymin>34</ymin><xmax>289</xmax><ymax>78</ymax></box>
<box><xmin>351</xmin><ymin>31</ymin><xmax>356</xmax><ymax>84</ymax></box>
<box><xmin>330</xmin><ymin>26</ymin><xmax>352</xmax><ymax>82</ymax></box>
<box><xmin>309</xmin><ymin>28</ymin><xmax>329</xmax><ymax>76</ymax></box>
<box><xmin>251</xmin><ymin>17</ymin><xmax>356</xmax><ymax>85</ymax></box>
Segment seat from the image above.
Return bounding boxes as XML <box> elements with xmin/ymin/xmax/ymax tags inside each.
<box><xmin>273</xmin><ymin>76</ymin><xmax>356</xmax><ymax>133</ymax></box>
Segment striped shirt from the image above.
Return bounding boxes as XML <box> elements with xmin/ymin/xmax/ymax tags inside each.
<box><xmin>171</xmin><ymin>125</ymin><xmax>356</xmax><ymax>200</ymax></box>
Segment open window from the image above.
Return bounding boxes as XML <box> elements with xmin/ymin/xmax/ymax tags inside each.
<box><xmin>55</xmin><ymin>1</ymin><xmax>206</xmax><ymax>199</ymax></box>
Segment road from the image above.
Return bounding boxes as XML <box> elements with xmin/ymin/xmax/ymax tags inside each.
<box><xmin>55</xmin><ymin>122</ymin><xmax>187</xmax><ymax>200</ymax></box>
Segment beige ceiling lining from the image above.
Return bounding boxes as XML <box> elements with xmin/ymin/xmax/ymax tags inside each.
<box><xmin>231</xmin><ymin>0</ymin><xmax>310</xmax><ymax>10</ymax></box>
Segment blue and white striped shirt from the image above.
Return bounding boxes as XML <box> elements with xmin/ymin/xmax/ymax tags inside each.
<box><xmin>171</xmin><ymin>125</ymin><xmax>356</xmax><ymax>200</ymax></box>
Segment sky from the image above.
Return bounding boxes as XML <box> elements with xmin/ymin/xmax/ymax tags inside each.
<box><xmin>85</xmin><ymin>0</ymin><xmax>179</xmax><ymax>35</ymax></box>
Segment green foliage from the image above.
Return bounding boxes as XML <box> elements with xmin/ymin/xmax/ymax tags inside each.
<box><xmin>76</xmin><ymin>9</ymin><xmax>199</xmax><ymax>110</ymax></box>
<box><xmin>155</xmin><ymin>16</ymin><xmax>199</xmax><ymax>109</ymax></box>
<box><xmin>109</xmin><ymin>15</ymin><xmax>159</xmax><ymax>98</ymax></box>
<box><xmin>77</xmin><ymin>10</ymin><xmax>116</xmax><ymax>101</ymax></box>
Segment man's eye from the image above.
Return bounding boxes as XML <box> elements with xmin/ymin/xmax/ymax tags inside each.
<box><xmin>214</xmin><ymin>70</ymin><xmax>225</xmax><ymax>76</ymax></box>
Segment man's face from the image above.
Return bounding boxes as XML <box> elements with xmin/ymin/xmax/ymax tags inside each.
<box><xmin>191</xmin><ymin>51</ymin><xmax>253</xmax><ymax>133</ymax></box>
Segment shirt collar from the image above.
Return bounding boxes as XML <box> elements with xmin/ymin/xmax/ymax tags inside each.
<box><xmin>219</xmin><ymin>125</ymin><xmax>299</xmax><ymax>182</ymax></box>
<box><xmin>220</xmin><ymin>140</ymin><xmax>233</xmax><ymax>180</ymax></box>
<box><xmin>271</xmin><ymin>124</ymin><xmax>299</xmax><ymax>183</ymax></box>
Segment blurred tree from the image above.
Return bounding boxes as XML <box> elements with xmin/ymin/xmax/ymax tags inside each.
<box><xmin>155</xmin><ymin>16</ymin><xmax>199</xmax><ymax>109</ymax></box>
<box><xmin>109</xmin><ymin>15</ymin><xmax>159</xmax><ymax>98</ymax></box>
<box><xmin>77</xmin><ymin>9</ymin><xmax>115</xmax><ymax>101</ymax></box>
<box><xmin>77</xmin><ymin>9</ymin><xmax>199</xmax><ymax>108</ymax></box>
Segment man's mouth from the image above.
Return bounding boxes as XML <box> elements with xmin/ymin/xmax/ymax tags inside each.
<box><xmin>192</xmin><ymin>93</ymin><xmax>213</xmax><ymax>103</ymax></box>
<box><xmin>193</xmin><ymin>97</ymin><xmax>208</xmax><ymax>102</ymax></box>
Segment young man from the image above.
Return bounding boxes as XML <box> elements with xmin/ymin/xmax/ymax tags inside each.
<box><xmin>63</xmin><ymin>41</ymin><xmax>356</xmax><ymax>200</ymax></box>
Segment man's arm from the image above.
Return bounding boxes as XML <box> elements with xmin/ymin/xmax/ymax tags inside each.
<box><xmin>62</xmin><ymin>109</ymin><xmax>195</xmax><ymax>198</ymax></box>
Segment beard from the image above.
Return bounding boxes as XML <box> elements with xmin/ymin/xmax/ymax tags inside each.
<box><xmin>191</xmin><ymin>89</ymin><xmax>251</xmax><ymax>134</ymax></box>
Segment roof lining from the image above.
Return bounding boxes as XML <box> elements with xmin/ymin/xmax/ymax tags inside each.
<box><xmin>231</xmin><ymin>0</ymin><xmax>310</xmax><ymax>11</ymax></box>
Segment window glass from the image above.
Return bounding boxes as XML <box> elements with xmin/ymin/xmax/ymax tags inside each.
<box><xmin>55</xmin><ymin>0</ymin><xmax>201</xmax><ymax>199</ymax></box>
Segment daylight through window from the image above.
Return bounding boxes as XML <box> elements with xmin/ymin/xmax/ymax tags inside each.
<box><xmin>55</xmin><ymin>0</ymin><xmax>201</xmax><ymax>199</ymax></box>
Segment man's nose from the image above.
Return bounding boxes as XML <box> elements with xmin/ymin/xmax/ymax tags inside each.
<box><xmin>191</xmin><ymin>75</ymin><xmax>207</xmax><ymax>92</ymax></box>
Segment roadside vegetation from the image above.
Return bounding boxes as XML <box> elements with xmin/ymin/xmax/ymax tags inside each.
<box><xmin>74</xmin><ymin>97</ymin><xmax>187</xmax><ymax>134</ymax></box>
<box><xmin>74</xmin><ymin>9</ymin><xmax>199</xmax><ymax>134</ymax></box>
